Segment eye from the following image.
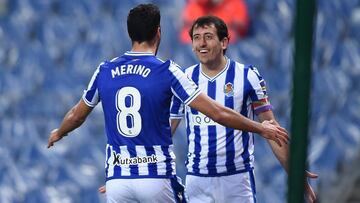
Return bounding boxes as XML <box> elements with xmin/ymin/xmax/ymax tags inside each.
<box><xmin>205</xmin><ymin>34</ymin><xmax>213</xmax><ymax>40</ymax></box>
<box><xmin>193</xmin><ymin>35</ymin><xmax>200</xmax><ymax>40</ymax></box>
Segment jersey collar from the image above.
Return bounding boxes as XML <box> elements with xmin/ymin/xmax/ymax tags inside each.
<box><xmin>200</xmin><ymin>57</ymin><xmax>230</xmax><ymax>82</ymax></box>
<box><xmin>124</xmin><ymin>51</ymin><xmax>155</xmax><ymax>56</ymax></box>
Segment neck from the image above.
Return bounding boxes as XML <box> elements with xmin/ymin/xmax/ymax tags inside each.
<box><xmin>201</xmin><ymin>55</ymin><xmax>227</xmax><ymax>78</ymax></box>
<box><xmin>131</xmin><ymin>41</ymin><xmax>158</xmax><ymax>54</ymax></box>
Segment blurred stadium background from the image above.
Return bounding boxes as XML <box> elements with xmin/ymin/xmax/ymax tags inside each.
<box><xmin>0</xmin><ymin>0</ymin><xmax>359</xmax><ymax>202</ymax></box>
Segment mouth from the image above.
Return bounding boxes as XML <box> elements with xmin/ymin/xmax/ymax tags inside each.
<box><xmin>198</xmin><ymin>49</ymin><xmax>209</xmax><ymax>54</ymax></box>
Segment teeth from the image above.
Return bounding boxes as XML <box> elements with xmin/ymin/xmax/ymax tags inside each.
<box><xmin>199</xmin><ymin>50</ymin><xmax>208</xmax><ymax>53</ymax></box>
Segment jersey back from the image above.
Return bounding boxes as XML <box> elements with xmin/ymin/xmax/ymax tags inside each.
<box><xmin>83</xmin><ymin>51</ymin><xmax>200</xmax><ymax>180</ymax></box>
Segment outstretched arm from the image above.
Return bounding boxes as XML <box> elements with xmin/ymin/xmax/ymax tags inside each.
<box><xmin>188</xmin><ymin>92</ymin><xmax>289</xmax><ymax>146</ymax></box>
<box><xmin>47</xmin><ymin>99</ymin><xmax>93</xmax><ymax>148</ymax></box>
<box><xmin>257</xmin><ymin>110</ymin><xmax>318</xmax><ymax>203</ymax></box>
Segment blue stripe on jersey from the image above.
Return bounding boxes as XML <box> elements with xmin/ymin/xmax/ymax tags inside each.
<box><xmin>170</xmin><ymin>96</ymin><xmax>182</xmax><ymax>116</ymax></box>
<box><xmin>241</xmin><ymin>66</ymin><xmax>251</xmax><ymax>170</ymax></box>
<box><xmin>127</xmin><ymin>145</ymin><xmax>139</xmax><ymax>176</ymax></box>
<box><xmin>114</xmin><ymin>146</ymin><xmax>121</xmax><ymax>178</ymax></box>
<box><xmin>225</xmin><ymin>61</ymin><xmax>236</xmax><ymax>172</ymax></box>
<box><xmin>190</xmin><ymin>64</ymin><xmax>202</xmax><ymax>174</ymax></box>
<box><xmin>207</xmin><ymin>81</ymin><xmax>217</xmax><ymax>175</ymax></box>
<box><xmin>185</xmin><ymin>112</ymin><xmax>191</xmax><ymax>167</ymax></box>
<box><xmin>145</xmin><ymin>146</ymin><xmax>158</xmax><ymax>176</ymax></box>
<box><xmin>190</xmin><ymin>65</ymin><xmax>200</xmax><ymax>115</ymax></box>
<box><xmin>161</xmin><ymin>146</ymin><xmax>173</xmax><ymax>176</ymax></box>
<box><xmin>192</xmin><ymin>126</ymin><xmax>201</xmax><ymax>174</ymax></box>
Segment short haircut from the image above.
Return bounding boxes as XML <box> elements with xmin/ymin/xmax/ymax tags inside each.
<box><xmin>127</xmin><ymin>4</ymin><xmax>160</xmax><ymax>43</ymax></box>
<box><xmin>188</xmin><ymin>15</ymin><xmax>229</xmax><ymax>42</ymax></box>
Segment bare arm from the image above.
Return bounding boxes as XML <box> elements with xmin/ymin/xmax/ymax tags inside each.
<box><xmin>171</xmin><ymin>119</ymin><xmax>181</xmax><ymax>136</ymax></box>
<box><xmin>258</xmin><ymin>111</ymin><xmax>289</xmax><ymax>170</ymax></box>
<box><xmin>47</xmin><ymin>99</ymin><xmax>93</xmax><ymax>148</ymax></box>
<box><xmin>188</xmin><ymin>93</ymin><xmax>289</xmax><ymax>146</ymax></box>
<box><xmin>257</xmin><ymin>110</ymin><xmax>318</xmax><ymax>203</ymax></box>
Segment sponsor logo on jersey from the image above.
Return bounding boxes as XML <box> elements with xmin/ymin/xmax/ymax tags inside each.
<box><xmin>191</xmin><ymin>113</ymin><xmax>216</xmax><ymax>126</ymax></box>
<box><xmin>224</xmin><ymin>82</ymin><xmax>234</xmax><ymax>97</ymax></box>
<box><xmin>111</xmin><ymin>152</ymin><xmax>158</xmax><ymax>166</ymax></box>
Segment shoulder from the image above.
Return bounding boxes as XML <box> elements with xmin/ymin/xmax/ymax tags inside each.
<box><xmin>183</xmin><ymin>63</ymin><xmax>199</xmax><ymax>75</ymax></box>
<box><xmin>167</xmin><ymin>60</ymin><xmax>184</xmax><ymax>72</ymax></box>
<box><xmin>98</xmin><ymin>56</ymin><xmax>121</xmax><ymax>70</ymax></box>
<box><xmin>233</xmin><ymin>61</ymin><xmax>262</xmax><ymax>77</ymax></box>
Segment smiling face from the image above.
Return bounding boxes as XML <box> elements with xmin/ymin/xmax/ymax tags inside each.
<box><xmin>191</xmin><ymin>24</ymin><xmax>228</xmax><ymax>68</ymax></box>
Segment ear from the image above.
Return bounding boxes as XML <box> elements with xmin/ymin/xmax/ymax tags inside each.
<box><xmin>157</xmin><ymin>26</ymin><xmax>161</xmax><ymax>38</ymax></box>
<box><xmin>221</xmin><ymin>37</ymin><xmax>229</xmax><ymax>50</ymax></box>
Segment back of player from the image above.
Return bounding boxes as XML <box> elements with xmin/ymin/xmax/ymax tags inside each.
<box><xmin>83</xmin><ymin>51</ymin><xmax>198</xmax><ymax>202</ymax></box>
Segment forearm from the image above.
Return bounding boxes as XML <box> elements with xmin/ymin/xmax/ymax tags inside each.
<box><xmin>268</xmin><ymin>139</ymin><xmax>289</xmax><ymax>172</ymax></box>
<box><xmin>189</xmin><ymin>93</ymin><xmax>264</xmax><ymax>134</ymax></box>
<box><xmin>258</xmin><ymin>112</ymin><xmax>289</xmax><ymax>171</ymax></box>
<box><xmin>215</xmin><ymin>105</ymin><xmax>264</xmax><ymax>134</ymax></box>
<box><xmin>57</xmin><ymin>99</ymin><xmax>92</xmax><ymax>137</ymax></box>
<box><xmin>57</xmin><ymin>107</ymin><xmax>86</xmax><ymax>137</ymax></box>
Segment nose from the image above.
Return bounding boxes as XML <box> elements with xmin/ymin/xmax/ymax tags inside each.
<box><xmin>199</xmin><ymin>36</ymin><xmax>207</xmax><ymax>47</ymax></box>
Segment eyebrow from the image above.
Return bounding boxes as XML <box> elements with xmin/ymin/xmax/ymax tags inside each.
<box><xmin>193</xmin><ymin>32</ymin><xmax>215</xmax><ymax>37</ymax></box>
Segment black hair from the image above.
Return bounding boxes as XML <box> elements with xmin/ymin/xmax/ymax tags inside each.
<box><xmin>189</xmin><ymin>15</ymin><xmax>229</xmax><ymax>41</ymax></box>
<box><xmin>127</xmin><ymin>4</ymin><xmax>160</xmax><ymax>43</ymax></box>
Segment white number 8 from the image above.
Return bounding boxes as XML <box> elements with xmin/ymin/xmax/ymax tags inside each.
<box><xmin>116</xmin><ymin>87</ymin><xmax>142</xmax><ymax>137</ymax></box>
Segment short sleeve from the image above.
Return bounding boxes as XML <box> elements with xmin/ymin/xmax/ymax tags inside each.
<box><xmin>168</xmin><ymin>61</ymin><xmax>201</xmax><ymax>105</ymax></box>
<box><xmin>247</xmin><ymin>66</ymin><xmax>272</xmax><ymax>114</ymax></box>
<box><xmin>170</xmin><ymin>95</ymin><xmax>185</xmax><ymax>119</ymax></box>
<box><xmin>82</xmin><ymin>65</ymin><xmax>101</xmax><ymax>107</ymax></box>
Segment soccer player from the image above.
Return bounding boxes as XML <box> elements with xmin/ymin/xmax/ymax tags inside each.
<box><xmin>47</xmin><ymin>4</ymin><xmax>288</xmax><ymax>203</ymax></box>
<box><xmin>170</xmin><ymin>16</ymin><xmax>318</xmax><ymax>203</ymax></box>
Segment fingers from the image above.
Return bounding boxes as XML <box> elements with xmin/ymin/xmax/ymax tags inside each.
<box><xmin>306</xmin><ymin>170</ymin><xmax>319</xmax><ymax>179</ymax></box>
<box><xmin>273</xmin><ymin>135</ymin><xmax>282</xmax><ymax>147</ymax></box>
<box><xmin>47</xmin><ymin>141</ymin><xmax>53</xmax><ymax>149</ymax></box>
<box><xmin>98</xmin><ymin>185</ymin><xmax>106</xmax><ymax>193</ymax></box>
<box><xmin>276</xmin><ymin>128</ymin><xmax>289</xmax><ymax>146</ymax></box>
<box><xmin>47</xmin><ymin>128</ymin><xmax>60</xmax><ymax>149</ymax></box>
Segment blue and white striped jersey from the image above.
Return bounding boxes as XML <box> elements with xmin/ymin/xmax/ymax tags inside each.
<box><xmin>170</xmin><ymin>58</ymin><xmax>272</xmax><ymax>177</ymax></box>
<box><xmin>83</xmin><ymin>51</ymin><xmax>200</xmax><ymax>181</ymax></box>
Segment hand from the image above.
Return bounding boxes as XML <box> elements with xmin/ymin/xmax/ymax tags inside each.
<box><xmin>305</xmin><ymin>171</ymin><xmax>318</xmax><ymax>203</ymax></box>
<box><xmin>47</xmin><ymin>128</ymin><xmax>66</xmax><ymax>148</ymax></box>
<box><xmin>98</xmin><ymin>185</ymin><xmax>106</xmax><ymax>193</ymax></box>
<box><xmin>260</xmin><ymin>120</ymin><xmax>289</xmax><ymax>147</ymax></box>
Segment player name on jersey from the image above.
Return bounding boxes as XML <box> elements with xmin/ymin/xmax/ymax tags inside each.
<box><xmin>111</xmin><ymin>64</ymin><xmax>151</xmax><ymax>78</ymax></box>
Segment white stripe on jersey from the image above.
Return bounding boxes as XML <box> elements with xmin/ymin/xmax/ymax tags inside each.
<box><xmin>119</xmin><ymin>146</ymin><xmax>131</xmax><ymax>176</ymax></box>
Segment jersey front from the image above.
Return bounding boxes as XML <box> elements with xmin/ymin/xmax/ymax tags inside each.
<box><xmin>170</xmin><ymin>58</ymin><xmax>272</xmax><ymax>177</ymax></box>
<box><xmin>83</xmin><ymin>51</ymin><xmax>200</xmax><ymax>180</ymax></box>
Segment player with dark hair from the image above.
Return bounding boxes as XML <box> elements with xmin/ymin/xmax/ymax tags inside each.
<box><xmin>170</xmin><ymin>15</ymin><xmax>318</xmax><ymax>203</ymax></box>
<box><xmin>48</xmin><ymin>5</ymin><xmax>288</xmax><ymax>203</ymax></box>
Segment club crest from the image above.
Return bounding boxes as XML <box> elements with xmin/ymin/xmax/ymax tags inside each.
<box><xmin>224</xmin><ymin>82</ymin><xmax>234</xmax><ymax>97</ymax></box>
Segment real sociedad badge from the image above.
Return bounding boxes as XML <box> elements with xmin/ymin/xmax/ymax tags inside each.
<box><xmin>224</xmin><ymin>82</ymin><xmax>234</xmax><ymax>97</ymax></box>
